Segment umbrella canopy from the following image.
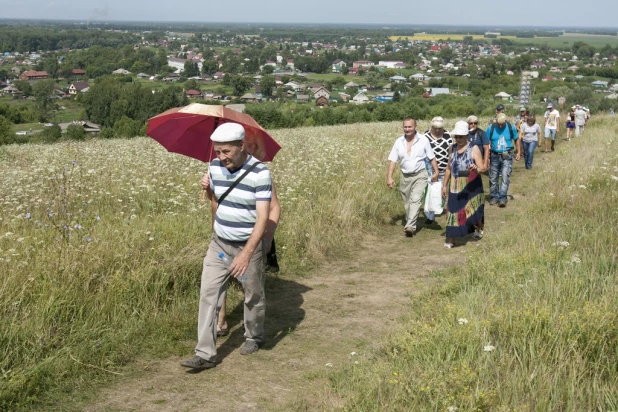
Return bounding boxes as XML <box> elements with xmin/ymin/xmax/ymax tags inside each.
<box><xmin>146</xmin><ymin>103</ymin><xmax>281</xmax><ymax>162</ymax></box>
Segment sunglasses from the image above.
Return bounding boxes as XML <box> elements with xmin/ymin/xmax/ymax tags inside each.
<box><xmin>468</xmin><ymin>122</ymin><xmax>478</xmax><ymax>125</ymax></box>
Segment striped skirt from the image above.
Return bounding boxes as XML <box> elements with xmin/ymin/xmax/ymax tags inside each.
<box><xmin>445</xmin><ymin>171</ymin><xmax>485</xmax><ymax>238</ymax></box>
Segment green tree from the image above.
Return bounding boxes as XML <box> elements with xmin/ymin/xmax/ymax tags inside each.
<box><xmin>113</xmin><ymin>116</ymin><xmax>142</xmax><ymax>138</ymax></box>
<box><xmin>13</xmin><ymin>80</ymin><xmax>32</xmax><ymax>96</ymax></box>
<box><xmin>183</xmin><ymin>61</ymin><xmax>199</xmax><ymax>77</ymax></box>
<box><xmin>40</xmin><ymin>124</ymin><xmax>62</xmax><ymax>142</ymax></box>
<box><xmin>259</xmin><ymin>74</ymin><xmax>276</xmax><ymax>100</ymax></box>
<box><xmin>0</xmin><ymin>115</ymin><xmax>13</xmax><ymax>145</ymax></box>
<box><xmin>230</xmin><ymin>75</ymin><xmax>253</xmax><ymax>96</ymax></box>
<box><xmin>202</xmin><ymin>60</ymin><xmax>218</xmax><ymax>75</ymax></box>
<box><xmin>366</xmin><ymin>71</ymin><xmax>381</xmax><ymax>90</ymax></box>
<box><xmin>66</xmin><ymin>124</ymin><xmax>86</xmax><ymax>140</ymax></box>
<box><xmin>33</xmin><ymin>79</ymin><xmax>57</xmax><ymax>122</ymax></box>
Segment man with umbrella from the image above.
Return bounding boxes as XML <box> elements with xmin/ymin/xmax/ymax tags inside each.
<box><xmin>181</xmin><ymin>122</ymin><xmax>272</xmax><ymax>369</ymax></box>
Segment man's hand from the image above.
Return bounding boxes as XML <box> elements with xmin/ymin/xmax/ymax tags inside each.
<box><xmin>201</xmin><ymin>172</ymin><xmax>210</xmax><ymax>190</ymax></box>
<box><xmin>515</xmin><ymin>153</ymin><xmax>521</xmax><ymax>161</ymax></box>
<box><xmin>431</xmin><ymin>172</ymin><xmax>439</xmax><ymax>182</ymax></box>
<box><xmin>229</xmin><ymin>249</ymin><xmax>252</xmax><ymax>278</ymax></box>
<box><xmin>441</xmin><ymin>185</ymin><xmax>447</xmax><ymax>198</ymax></box>
<box><xmin>387</xmin><ymin>176</ymin><xmax>395</xmax><ymax>189</ymax></box>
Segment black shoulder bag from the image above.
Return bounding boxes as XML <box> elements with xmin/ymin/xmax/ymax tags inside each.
<box><xmin>215</xmin><ymin>161</ymin><xmax>261</xmax><ymax>205</ymax></box>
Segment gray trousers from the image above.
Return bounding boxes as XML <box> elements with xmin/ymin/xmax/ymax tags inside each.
<box><xmin>399</xmin><ymin>170</ymin><xmax>427</xmax><ymax>230</ymax></box>
<box><xmin>195</xmin><ymin>234</ymin><xmax>266</xmax><ymax>362</ymax></box>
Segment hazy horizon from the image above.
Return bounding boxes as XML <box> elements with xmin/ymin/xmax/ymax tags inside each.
<box><xmin>0</xmin><ymin>0</ymin><xmax>617</xmax><ymax>29</ymax></box>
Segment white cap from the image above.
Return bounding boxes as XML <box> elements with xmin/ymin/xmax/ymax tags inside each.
<box><xmin>466</xmin><ymin>115</ymin><xmax>478</xmax><ymax>123</ymax></box>
<box><xmin>210</xmin><ymin>123</ymin><xmax>245</xmax><ymax>142</ymax></box>
<box><xmin>451</xmin><ymin>120</ymin><xmax>469</xmax><ymax>136</ymax></box>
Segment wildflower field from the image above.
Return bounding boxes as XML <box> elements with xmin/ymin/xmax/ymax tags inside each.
<box><xmin>331</xmin><ymin>116</ymin><xmax>618</xmax><ymax>410</ymax></box>
<box><xmin>2</xmin><ymin>116</ymin><xmax>618</xmax><ymax>410</ymax></box>
<box><xmin>0</xmin><ymin>121</ymin><xmax>405</xmax><ymax>408</ymax></box>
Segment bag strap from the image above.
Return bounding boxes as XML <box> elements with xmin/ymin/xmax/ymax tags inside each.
<box><xmin>216</xmin><ymin>161</ymin><xmax>261</xmax><ymax>205</ymax></box>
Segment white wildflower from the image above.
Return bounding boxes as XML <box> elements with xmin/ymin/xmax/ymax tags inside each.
<box><xmin>611</xmin><ymin>175</ymin><xmax>618</xmax><ymax>181</ymax></box>
<box><xmin>578</xmin><ymin>185</ymin><xmax>587</xmax><ymax>189</ymax></box>
<box><xmin>447</xmin><ymin>407</ymin><xmax>458</xmax><ymax>412</ymax></box>
<box><xmin>483</xmin><ymin>345</ymin><xmax>496</xmax><ymax>352</ymax></box>
<box><xmin>324</xmin><ymin>362</ymin><xmax>333</xmax><ymax>367</ymax></box>
<box><xmin>457</xmin><ymin>318</ymin><xmax>469</xmax><ymax>325</ymax></box>
<box><xmin>552</xmin><ymin>241</ymin><xmax>570</xmax><ymax>249</ymax></box>
<box><xmin>349</xmin><ymin>352</ymin><xmax>357</xmax><ymax>356</ymax></box>
<box><xmin>570</xmin><ymin>255</ymin><xmax>581</xmax><ymax>264</ymax></box>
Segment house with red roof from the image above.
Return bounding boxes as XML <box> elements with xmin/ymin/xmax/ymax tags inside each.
<box><xmin>19</xmin><ymin>70</ymin><xmax>48</xmax><ymax>81</ymax></box>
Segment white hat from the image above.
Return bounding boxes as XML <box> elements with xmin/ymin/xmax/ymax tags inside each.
<box><xmin>210</xmin><ymin>122</ymin><xmax>245</xmax><ymax>142</ymax></box>
<box><xmin>451</xmin><ymin>120</ymin><xmax>469</xmax><ymax>136</ymax></box>
<box><xmin>466</xmin><ymin>115</ymin><xmax>478</xmax><ymax>123</ymax></box>
<box><xmin>430</xmin><ymin>116</ymin><xmax>444</xmax><ymax>128</ymax></box>
<box><xmin>496</xmin><ymin>113</ymin><xmax>508</xmax><ymax>124</ymax></box>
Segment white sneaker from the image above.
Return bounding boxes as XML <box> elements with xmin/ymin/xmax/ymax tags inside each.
<box><xmin>472</xmin><ymin>230</ymin><xmax>484</xmax><ymax>239</ymax></box>
<box><xmin>444</xmin><ymin>242</ymin><xmax>454</xmax><ymax>249</ymax></box>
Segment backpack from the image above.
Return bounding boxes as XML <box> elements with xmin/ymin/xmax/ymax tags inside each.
<box><xmin>488</xmin><ymin>122</ymin><xmax>516</xmax><ymax>142</ymax></box>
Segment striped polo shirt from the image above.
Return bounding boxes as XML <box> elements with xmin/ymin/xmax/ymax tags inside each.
<box><xmin>209</xmin><ymin>155</ymin><xmax>272</xmax><ymax>242</ymax></box>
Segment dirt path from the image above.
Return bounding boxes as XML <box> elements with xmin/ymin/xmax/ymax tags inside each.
<box><xmin>83</xmin><ymin>167</ymin><xmax>533</xmax><ymax>412</ymax></box>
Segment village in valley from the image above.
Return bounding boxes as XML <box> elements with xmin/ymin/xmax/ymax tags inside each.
<box><xmin>1</xmin><ymin>23</ymin><xmax>618</xmax><ymax>141</ymax></box>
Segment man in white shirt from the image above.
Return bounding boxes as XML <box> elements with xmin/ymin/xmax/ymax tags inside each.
<box><xmin>574</xmin><ymin>105</ymin><xmax>587</xmax><ymax>137</ymax></box>
<box><xmin>387</xmin><ymin>117</ymin><xmax>439</xmax><ymax>237</ymax></box>
<box><xmin>543</xmin><ymin>102</ymin><xmax>560</xmax><ymax>152</ymax></box>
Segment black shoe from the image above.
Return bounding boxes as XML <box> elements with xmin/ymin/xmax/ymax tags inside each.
<box><xmin>425</xmin><ymin>219</ymin><xmax>434</xmax><ymax>225</ymax></box>
<box><xmin>498</xmin><ymin>201</ymin><xmax>506</xmax><ymax>208</ymax></box>
<box><xmin>239</xmin><ymin>340</ymin><xmax>260</xmax><ymax>355</ymax></box>
<box><xmin>180</xmin><ymin>355</ymin><xmax>216</xmax><ymax>369</ymax></box>
<box><xmin>265</xmin><ymin>263</ymin><xmax>280</xmax><ymax>273</ymax></box>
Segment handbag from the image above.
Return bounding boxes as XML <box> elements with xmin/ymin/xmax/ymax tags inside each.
<box><xmin>424</xmin><ymin>181</ymin><xmax>443</xmax><ymax>215</ymax></box>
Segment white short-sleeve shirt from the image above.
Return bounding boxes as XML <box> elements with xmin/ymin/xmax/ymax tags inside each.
<box><xmin>388</xmin><ymin>133</ymin><xmax>436</xmax><ymax>174</ymax></box>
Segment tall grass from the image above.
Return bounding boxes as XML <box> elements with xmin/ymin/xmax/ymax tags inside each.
<box><xmin>331</xmin><ymin>116</ymin><xmax>618</xmax><ymax>410</ymax></box>
<box><xmin>0</xmin><ymin>120</ymin><xmax>417</xmax><ymax>409</ymax></box>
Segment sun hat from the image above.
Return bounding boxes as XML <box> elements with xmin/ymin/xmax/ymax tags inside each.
<box><xmin>496</xmin><ymin>113</ymin><xmax>507</xmax><ymax>124</ymax></box>
<box><xmin>210</xmin><ymin>122</ymin><xmax>245</xmax><ymax>142</ymax></box>
<box><xmin>451</xmin><ymin>120</ymin><xmax>469</xmax><ymax>136</ymax></box>
<box><xmin>519</xmin><ymin>106</ymin><xmax>526</xmax><ymax>112</ymax></box>
<box><xmin>466</xmin><ymin>115</ymin><xmax>478</xmax><ymax>123</ymax></box>
<box><xmin>547</xmin><ymin>102</ymin><xmax>553</xmax><ymax>108</ymax></box>
<box><xmin>430</xmin><ymin>116</ymin><xmax>444</xmax><ymax>128</ymax></box>
<box><xmin>496</xmin><ymin>104</ymin><xmax>505</xmax><ymax>111</ymax></box>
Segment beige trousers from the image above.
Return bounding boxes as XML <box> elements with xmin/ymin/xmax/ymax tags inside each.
<box><xmin>195</xmin><ymin>234</ymin><xmax>265</xmax><ymax>362</ymax></box>
<box><xmin>399</xmin><ymin>170</ymin><xmax>427</xmax><ymax>230</ymax></box>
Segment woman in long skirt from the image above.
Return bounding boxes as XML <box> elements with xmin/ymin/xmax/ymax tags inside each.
<box><xmin>441</xmin><ymin>121</ymin><xmax>486</xmax><ymax>248</ymax></box>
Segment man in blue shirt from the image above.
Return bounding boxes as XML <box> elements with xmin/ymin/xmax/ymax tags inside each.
<box><xmin>486</xmin><ymin>113</ymin><xmax>521</xmax><ymax>207</ymax></box>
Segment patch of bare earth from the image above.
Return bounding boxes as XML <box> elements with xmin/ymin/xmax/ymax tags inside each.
<box><xmin>83</xmin><ymin>169</ymin><xmax>532</xmax><ymax>412</ymax></box>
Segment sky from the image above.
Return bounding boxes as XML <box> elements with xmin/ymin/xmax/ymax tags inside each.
<box><xmin>1</xmin><ymin>0</ymin><xmax>617</xmax><ymax>28</ymax></box>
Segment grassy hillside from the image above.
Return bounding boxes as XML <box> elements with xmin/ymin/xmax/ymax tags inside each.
<box><xmin>331</xmin><ymin>116</ymin><xmax>618</xmax><ymax>410</ymax></box>
<box><xmin>0</xmin><ymin>121</ymin><xmax>408</xmax><ymax>409</ymax></box>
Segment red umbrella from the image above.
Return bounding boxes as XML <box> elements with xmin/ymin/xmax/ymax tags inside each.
<box><xmin>146</xmin><ymin>103</ymin><xmax>281</xmax><ymax>162</ymax></box>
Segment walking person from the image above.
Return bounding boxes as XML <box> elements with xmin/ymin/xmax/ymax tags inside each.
<box><xmin>543</xmin><ymin>103</ymin><xmax>560</xmax><ymax>152</ymax></box>
<box><xmin>486</xmin><ymin>113</ymin><xmax>521</xmax><ymax>207</ymax></box>
<box><xmin>387</xmin><ymin>117</ymin><xmax>439</xmax><ymax>237</ymax></box>
<box><xmin>574</xmin><ymin>105</ymin><xmax>586</xmax><ymax>137</ymax></box>
<box><xmin>467</xmin><ymin>115</ymin><xmax>490</xmax><ymax>171</ymax></box>
<box><xmin>520</xmin><ymin>115</ymin><xmax>541</xmax><ymax>170</ymax></box>
<box><xmin>442</xmin><ymin>121</ymin><xmax>486</xmax><ymax>248</ymax></box>
<box><xmin>423</xmin><ymin>116</ymin><xmax>452</xmax><ymax>224</ymax></box>
<box><xmin>181</xmin><ymin>123</ymin><xmax>272</xmax><ymax>370</ymax></box>
<box><xmin>566</xmin><ymin>106</ymin><xmax>576</xmax><ymax>141</ymax></box>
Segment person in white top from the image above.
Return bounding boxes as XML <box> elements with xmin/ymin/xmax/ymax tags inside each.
<box><xmin>387</xmin><ymin>118</ymin><xmax>439</xmax><ymax>237</ymax></box>
<box><xmin>574</xmin><ymin>105</ymin><xmax>587</xmax><ymax>137</ymax></box>
<box><xmin>543</xmin><ymin>103</ymin><xmax>560</xmax><ymax>152</ymax></box>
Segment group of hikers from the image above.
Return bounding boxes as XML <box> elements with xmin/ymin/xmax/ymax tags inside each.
<box><xmin>178</xmin><ymin>104</ymin><xmax>591</xmax><ymax>370</ymax></box>
<box><xmin>387</xmin><ymin>103</ymin><xmax>590</xmax><ymax>249</ymax></box>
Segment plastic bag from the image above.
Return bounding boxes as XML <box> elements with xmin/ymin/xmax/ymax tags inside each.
<box><xmin>424</xmin><ymin>181</ymin><xmax>443</xmax><ymax>215</ymax></box>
